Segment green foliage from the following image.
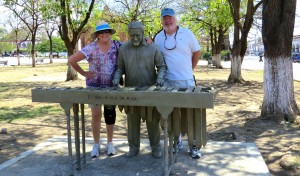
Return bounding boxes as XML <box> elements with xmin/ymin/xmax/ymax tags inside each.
<box><xmin>26</xmin><ymin>43</ymin><xmax>32</xmax><ymax>55</ymax></box>
<box><xmin>180</xmin><ymin>0</ymin><xmax>233</xmax><ymax>43</ymax></box>
<box><xmin>221</xmin><ymin>50</ymin><xmax>230</xmax><ymax>57</ymax></box>
<box><xmin>98</xmin><ymin>0</ymin><xmax>171</xmax><ymax>41</ymax></box>
<box><xmin>0</xmin><ymin>27</ymin><xmax>15</xmax><ymax>53</ymax></box>
<box><xmin>41</xmin><ymin>0</ymin><xmax>97</xmax><ymax>56</ymax></box>
<box><xmin>202</xmin><ymin>50</ymin><xmax>212</xmax><ymax>60</ymax></box>
<box><xmin>144</xmin><ymin>10</ymin><xmax>163</xmax><ymax>39</ymax></box>
<box><xmin>0</xmin><ymin>27</ymin><xmax>8</xmax><ymax>40</ymax></box>
<box><xmin>0</xmin><ymin>42</ymin><xmax>14</xmax><ymax>53</ymax></box>
<box><xmin>35</xmin><ymin>37</ymin><xmax>67</xmax><ymax>53</ymax></box>
<box><xmin>201</xmin><ymin>50</ymin><xmax>230</xmax><ymax>60</ymax></box>
<box><xmin>221</xmin><ymin>50</ymin><xmax>230</xmax><ymax>60</ymax></box>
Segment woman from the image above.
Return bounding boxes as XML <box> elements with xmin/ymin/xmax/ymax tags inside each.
<box><xmin>68</xmin><ymin>21</ymin><xmax>121</xmax><ymax>158</ymax></box>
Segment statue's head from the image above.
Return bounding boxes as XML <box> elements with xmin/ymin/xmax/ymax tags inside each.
<box><xmin>128</xmin><ymin>21</ymin><xmax>144</xmax><ymax>46</ymax></box>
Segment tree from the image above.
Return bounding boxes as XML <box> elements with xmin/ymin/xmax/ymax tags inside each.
<box><xmin>40</xmin><ymin>1</ymin><xmax>60</xmax><ymax>64</ymax></box>
<box><xmin>180</xmin><ymin>0</ymin><xmax>232</xmax><ymax>69</ymax></box>
<box><xmin>53</xmin><ymin>0</ymin><xmax>96</xmax><ymax>81</ymax></box>
<box><xmin>227</xmin><ymin>0</ymin><xmax>262</xmax><ymax>83</ymax></box>
<box><xmin>0</xmin><ymin>28</ymin><xmax>14</xmax><ymax>54</ymax></box>
<box><xmin>7</xmin><ymin>14</ymin><xmax>30</xmax><ymax>65</ymax></box>
<box><xmin>4</xmin><ymin>0</ymin><xmax>44</xmax><ymax>67</ymax></box>
<box><xmin>45</xmin><ymin>23</ymin><xmax>56</xmax><ymax>63</ymax></box>
<box><xmin>100</xmin><ymin>0</ymin><xmax>175</xmax><ymax>39</ymax></box>
<box><xmin>261</xmin><ymin>0</ymin><xmax>299</xmax><ymax>122</ymax></box>
<box><xmin>205</xmin><ymin>0</ymin><xmax>231</xmax><ymax>69</ymax></box>
<box><xmin>35</xmin><ymin>37</ymin><xmax>67</xmax><ymax>53</ymax></box>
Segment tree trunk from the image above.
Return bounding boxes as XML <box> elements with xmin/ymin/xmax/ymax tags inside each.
<box><xmin>16</xmin><ymin>47</ymin><xmax>20</xmax><ymax>65</ymax></box>
<box><xmin>66</xmin><ymin>65</ymin><xmax>78</xmax><ymax>81</ymax></box>
<box><xmin>213</xmin><ymin>54</ymin><xmax>223</xmax><ymax>69</ymax></box>
<box><xmin>227</xmin><ymin>0</ymin><xmax>262</xmax><ymax>83</ymax></box>
<box><xmin>210</xmin><ymin>26</ymin><xmax>225</xmax><ymax>69</ymax></box>
<box><xmin>31</xmin><ymin>40</ymin><xmax>36</xmax><ymax>67</ymax></box>
<box><xmin>228</xmin><ymin>54</ymin><xmax>244</xmax><ymax>83</ymax></box>
<box><xmin>58</xmin><ymin>0</ymin><xmax>95</xmax><ymax>81</ymax></box>
<box><xmin>49</xmin><ymin>53</ymin><xmax>53</xmax><ymax>63</ymax></box>
<box><xmin>49</xmin><ymin>36</ymin><xmax>53</xmax><ymax>64</ymax></box>
<box><xmin>17</xmin><ymin>57</ymin><xmax>20</xmax><ymax>65</ymax></box>
<box><xmin>261</xmin><ymin>0</ymin><xmax>299</xmax><ymax>122</ymax></box>
<box><xmin>227</xmin><ymin>1</ymin><xmax>245</xmax><ymax>83</ymax></box>
<box><xmin>224</xmin><ymin>34</ymin><xmax>230</xmax><ymax>50</ymax></box>
<box><xmin>261</xmin><ymin>58</ymin><xmax>298</xmax><ymax>122</ymax></box>
<box><xmin>65</xmin><ymin>47</ymin><xmax>78</xmax><ymax>81</ymax></box>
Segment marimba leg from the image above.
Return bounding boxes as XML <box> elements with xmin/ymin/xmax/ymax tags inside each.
<box><xmin>201</xmin><ymin>108</ymin><xmax>207</xmax><ymax>146</ymax></box>
<box><xmin>156</xmin><ymin>106</ymin><xmax>174</xmax><ymax>176</ymax></box>
<box><xmin>73</xmin><ymin>104</ymin><xmax>81</xmax><ymax>170</ymax></box>
<box><xmin>81</xmin><ymin>104</ymin><xmax>86</xmax><ymax>164</ymax></box>
<box><xmin>187</xmin><ymin>108</ymin><xmax>194</xmax><ymax>147</ymax></box>
<box><xmin>60</xmin><ymin>103</ymin><xmax>73</xmax><ymax>176</ymax></box>
<box><xmin>163</xmin><ymin>118</ymin><xmax>169</xmax><ymax>175</ymax></box>
<box><xmin>194</xmin><ymin>108</ymin><xmax>202</xmax><ymax>148</ymax></box>
<box><xmin>169</xmin><ymin>131</ymin><xmax>173</xmax><ymax>164</ymax></box>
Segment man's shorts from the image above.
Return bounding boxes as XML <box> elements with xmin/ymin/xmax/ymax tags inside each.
<box><xmin>164</xmin><ymin>79</ymin><xmax>195</xmax><ymax>88</ymax></box>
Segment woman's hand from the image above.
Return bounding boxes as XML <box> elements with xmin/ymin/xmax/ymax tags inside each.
<box><xmin>83</xmin><ymin>71</ymin><xmax>95</xmax><ymax>79</ymax></box>
<box><xmin>145</xmin><ymin>37</ymin><xmax>153</xmax><ymax>45</ymax></box>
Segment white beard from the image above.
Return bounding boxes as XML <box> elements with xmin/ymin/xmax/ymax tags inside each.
<box><xmin>163</xmin><ymin>24</ymin><xmax>177</xmax><ymax>34</ymax></box>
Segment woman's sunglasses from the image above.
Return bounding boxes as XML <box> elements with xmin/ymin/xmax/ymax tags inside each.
<box><xmin>97</xmin><ymin>30</ymin><xmax>111</xmax><ymax>34</ymax></box>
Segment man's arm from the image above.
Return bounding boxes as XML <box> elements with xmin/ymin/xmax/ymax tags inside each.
<box><xmin>192</xmin><ymin>50</ymin><xmax>201</xmax><ymax>70</ymax></box>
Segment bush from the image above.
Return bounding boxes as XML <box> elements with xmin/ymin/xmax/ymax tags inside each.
<box><xmin>202</xmin><ymin>51</ymin><xmax>212</xmax><ymax>60</ymax></box>
<box><xmin>221</xmin><ymin>50</ymin><xmax>230</xmax><ymax>61</ymax></box>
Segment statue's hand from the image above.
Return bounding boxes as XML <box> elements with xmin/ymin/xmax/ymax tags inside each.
<box><xmin>156</xmin><ymin>78</ymin><xmax>164</xmax><ymax>87</ymax></box>
<box><xmin>112</xmin><ymin>78</ymin><xmax>120</xmax><ymax>87</ymax></box>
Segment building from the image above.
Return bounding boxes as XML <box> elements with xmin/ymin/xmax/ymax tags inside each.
<box><xmin>292</xmin><ymin>35</ymin><xmax>300</xmax><ymax>53</ymax></box>
<box><xmin>247</xmin><ymin>35</ymin><xmax>300</xmax><ymax>55</ymax></box>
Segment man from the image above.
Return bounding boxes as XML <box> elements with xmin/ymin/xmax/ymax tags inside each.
<box><xmin>113</xmin><ymin>21</ymin><xmax>166</xmax><ymax>158</ymax></box>
<box><xmin>154</xmin><ymin>8</ymin><xmax>202</xmax><ymax>159</ymax></box>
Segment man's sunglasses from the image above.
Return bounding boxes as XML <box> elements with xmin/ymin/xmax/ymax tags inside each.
<box><xmin>97</xmin><ymin>30</ymin><xmax>111</xmax><ymax>34</ymax></box>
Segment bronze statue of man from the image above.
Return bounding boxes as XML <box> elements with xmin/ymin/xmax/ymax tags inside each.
<box><xmin>113</xmin><ymin>21</ymin><xmax>166</xmax><ymax>158</ymax></box>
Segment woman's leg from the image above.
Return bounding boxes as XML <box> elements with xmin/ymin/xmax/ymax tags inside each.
<box><xmin>104</xmin><ymin>105</ymin><xmax>116</xmax><ymax>143</ymax></box>
<box><xmin>106</xmin><ymin>124</ymin><xmax>114</xmax><ymax>143</ymax></box>
<box><xmin>91</xmin><ymin>107</ymin><xmax>102</xmax><ymax>144</ymax></box>
<box><xmin>104</xmin><ymin>105</ymin><xmax>116</xmax><ymax>156</ymax></box>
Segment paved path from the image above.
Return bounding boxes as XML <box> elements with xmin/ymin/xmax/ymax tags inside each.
<box><xmin>0</xmin><ymin>137</ymin><xmax>270</xmax><ymax>176</ymax></box>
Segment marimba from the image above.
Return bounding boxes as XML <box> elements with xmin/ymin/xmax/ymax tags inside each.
<box><xmin>32</xmin><ymin>86</ymin><xmax>214</xmax><ymax>176</ymax></box>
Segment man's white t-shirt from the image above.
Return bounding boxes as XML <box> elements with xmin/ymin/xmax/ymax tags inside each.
<box><xmin>155</xmin><ymin>26</ymin><xmax>201</xmax><ymax>80</ymax></box>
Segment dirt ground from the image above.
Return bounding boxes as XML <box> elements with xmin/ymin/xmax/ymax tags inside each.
<box><xmin>0</xmin><ymin>65</ymin><xmax>299</xmax><ymax>176</ymax></box>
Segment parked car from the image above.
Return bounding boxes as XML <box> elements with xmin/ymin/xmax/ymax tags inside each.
<box><xmin>292</xmin><ymin>53</ymin><xmax>300</xmax><ymax>63</ymax></box>
<box><xmin>52</xmin><ymin>53</ymin><xmax>60</xmax><ymax>58</ymax></box>
<box><xmin>2</xmin><ymin>53</ymin><xmax>11</xmax><ymax>57</ymax></box>
<box><xmin>12</xmin><ymin>53</ymin><xmax>26</xmax><ymax>57</ymax></box>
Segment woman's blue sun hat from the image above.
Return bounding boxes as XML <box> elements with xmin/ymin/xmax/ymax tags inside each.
<box><xmin>91</xmin><ymin>21</ymin><xmax>116</xmax><ymax>38</ymax></box>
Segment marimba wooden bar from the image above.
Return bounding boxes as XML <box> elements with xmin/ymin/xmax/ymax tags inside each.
<box><xmin>32</xmin><ymin>85</ymin><xmax>214</xmax><ymax>176</ymax></box>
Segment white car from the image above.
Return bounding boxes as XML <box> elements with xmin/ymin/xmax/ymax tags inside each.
<box><xmin>13</xmin><ymin>54</ymin><xmax>25</xmax><ymax>57</ymax></box>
